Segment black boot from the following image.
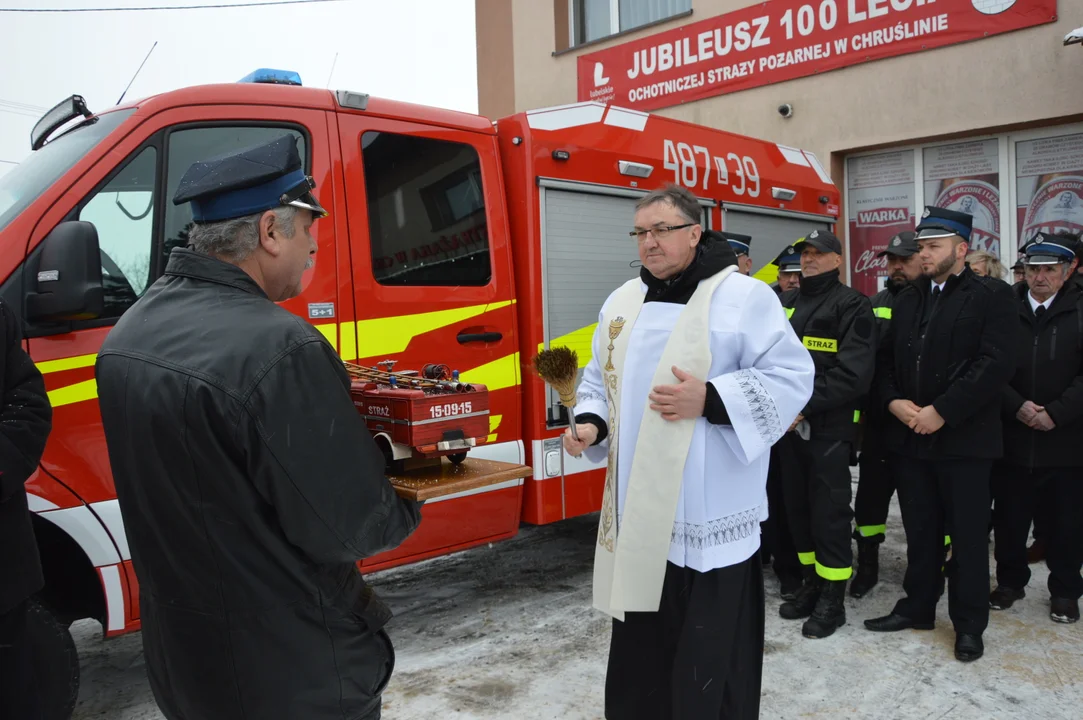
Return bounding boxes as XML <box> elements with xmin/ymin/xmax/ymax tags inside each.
<box><xmin>849</xmin><ymin>537</ymin><xmax>880</xmax><ymax>598</ymax></box>
<box><xmin>803</xmin><ymin>580</ymin><xmax>847</xmax><ymax>638</ymax></box>
<box><xmin>780</xmin><ymin>567</ymin><xmax>820</xmax><ymax>620</ymax></box>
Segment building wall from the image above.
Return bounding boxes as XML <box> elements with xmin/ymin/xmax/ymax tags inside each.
<box><xmin>478</xmin><ymin>0</ymin><xmax>1083</xmax><ymax>164</ymax></box>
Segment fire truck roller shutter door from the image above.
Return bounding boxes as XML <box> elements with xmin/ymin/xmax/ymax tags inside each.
<box><xmin>540</xmin><ymin>189</ymin><xmax>642</xmax><ymax>426</ymax></box>
<box><xmin>723</xmin><ymin>208</ymin><xmax>832</xmax><ymax>282</ymax></box>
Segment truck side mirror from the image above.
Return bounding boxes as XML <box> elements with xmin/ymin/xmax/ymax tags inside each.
<box><xmin>26</xmin><ymin>221</ymin><xmax>104</xmax><ymax>323</ymax></box>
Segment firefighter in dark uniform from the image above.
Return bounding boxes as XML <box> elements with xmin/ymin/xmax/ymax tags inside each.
<box><xmin>719</xmin><ymin>231</ymin><xmax>754</xmax><ymax>275</ymax></box>
<box><xmin>0</xmin><ymin>300</ymin><xmax>53</xmax><ymax>720</ymax></box>
<box><xmin>866</xmin><ymin>206</ymin><xmax>1016</xmax><ymax>663</ymax></box>
<box><xmin>96</xmin><ymin>135</ymin><xmax>423</xmax><ymax>720</ymax></box>
<box><xmin>778</xmin><ymin>229</ymin><xmax>876</xmax><ymax>638</ymax></box>
<box><xmin>991</xmin><ymin>233</ymin><xmax>1083</xmax><ymax>624</ymax></box>
<box><xmin>850</xmin><ymin>230</ymin><xmax>923</xmax><ymax>598</ymax></box>
<box><xmin>769</xmin><ymin>243</ymin><xmax>803</xmax><ymax>296</ymax></box>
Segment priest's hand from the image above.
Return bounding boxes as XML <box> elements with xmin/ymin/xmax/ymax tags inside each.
<box><xmin>908</xmin><ymin>405</ymin><xmax>945</xmax><ymax>435</ymax></box>
<box><xmin>649</xmin><ymin>366</ymin><xmax>706</xmax><ymax>422</ymax></box>
<box><xmin>563</xmin><ymin>423</ymin><xmax>598</xmax><ymax>457</ymax></box>
<box><xmin>889</xmin><ymin>399</ymin><xmax>921</xmax><ymax>426</ymax></box>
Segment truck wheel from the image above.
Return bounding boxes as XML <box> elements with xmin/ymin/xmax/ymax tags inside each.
<box><xmin>448</xmin><ymin>452</ymin><xmax>468</xmax><ymax>465</ymax></box>
<box><xmin>26</xmin><ymin>599</ymin><xmax>80</xmax><ymax>720</ymax></box>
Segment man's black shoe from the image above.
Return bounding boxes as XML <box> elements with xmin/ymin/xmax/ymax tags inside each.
<box><xmin>1050</xmin><ymin>597</ymin><xmax>1080</xmax><ymax>624</ymax></box>
<box><xmin>989</xmin><ymin>586</ymin><xmax>1025</xmax><ymax>611</ymax></box>
<box><xmin>779</xmin><ymin>573</ymin><xmax>802</xmax><ymax>601</ymax></box>
<box><xmin>955</xmin><ymin>633</ymin><xmax>984</xmax><ymax>662</ymax></box>
<box><xmin>863</xmin><ymin>612</ymin><xmax>935</xmax><ymax>632</ymax></box>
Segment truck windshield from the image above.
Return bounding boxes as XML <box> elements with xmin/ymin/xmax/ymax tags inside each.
<box><xmin>0</xmin><ymin>108</ymin><xmax>136</xmax><ymax>234</ymax></box>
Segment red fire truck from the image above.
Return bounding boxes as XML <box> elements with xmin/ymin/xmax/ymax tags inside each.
<box><xmin>0</xmin><ymin>69</ymin><xmax>838</xmax><ymax>717</ymax></box>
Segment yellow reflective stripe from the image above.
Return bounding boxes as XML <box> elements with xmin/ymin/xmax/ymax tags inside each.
<box><xmin>858</xmin><ymin>524</ymin><xmax>886</xmax><ymax>537</ymax></box>
<box><xmin>816</xmin><ymin>562</ymin><xmax>853</xmax><ymax>581</ymax></box>
<box><xmin>803</xmin><ymin>336</ymin><xmax>837</xmax><ymax>352</ymax></box>
<box><xmin>945</xmin><ymin>535</ymin><xmax>952</xmax><ymax>546</ymax></box>
<box><xmin>754</xmin><ymin>263</ymin><xmax>779</xmax><ymax>285</ymax></box>
<box><xmin>854</xmin><ymin>410</ymin><xmax>861</xmax><ymax>423</ymax></box>
<box><xmin>539</xmin><ymin>323</ymin><xmax>597</xmax><ymax>369</ymax></box>
<box><xmin>355</xmin><ymin>300</ymin><xmax>514</xmax><ymax>359</ymax></box>
<box><xmin>339</xmin><ymin>322</ymin><xmax>358</xmax><ymax>363</ymax></box>
<box><xmin>314</xmin><ymin>323</ymin><xmax>337</xmax><ymax>350</ymax></box>
<box><xmin>784</xmin><ymin>307</ymin><xmax>795</xmax><ymax>318</ymax></box>
<box><xmin>460</xmin><ymin>352</ymin><xmax>520</xmax><ymax>392</ymax></box>
<box><xmin>798</xmin><ymin>551</ymin><xmax>816</xmax><ymax>566</ymax></box>
<box><xmin>487</xmin><ymin>414</ymin><xmax>503</xmax><ymax>443</ymax></box>
<box><xmin>873</xmin><ymin>306</ymin><xmax>892</xmax><ymax>319</ymax></box>
<box><xmin>37</xmin><ymin>353</ymin><xmax>98</xmax><ymax>374</ymax></box>
<box><xmin>48</xmin><ymin>379</ymin><xmax>98</xmax><ymax>408</ymax></box>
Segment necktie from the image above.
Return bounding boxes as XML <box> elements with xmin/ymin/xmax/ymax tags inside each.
<box><xmin>1035</xmin><ymin>305</ymin><xmax>1046</xmax><ymax>320</ymax></box>
<box><xmin>932</xmin><ymin>286</ymin><xmax>941</xmax><ymax>302</ymax></box>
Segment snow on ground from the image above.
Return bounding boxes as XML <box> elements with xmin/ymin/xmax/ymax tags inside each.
<box><xmin>71</xmin><ymin>477</ymin><xmax>1083</xmax><ymax>720</ymax></box>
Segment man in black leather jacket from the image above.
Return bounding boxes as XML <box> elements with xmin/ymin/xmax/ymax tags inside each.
<box><xmin>96</xmin><ymin>135</ymin><xmax>422</xmax><ymax>720</ymax></box>
<box><xmin>778</xmin><ymin>230</ymin><xmax>875</xmax><ymax>639</ymax></box>
<box><xmin>866</xmin><ymin>206</ymin><xmax>1015</xmax><ymax>664</ymax></box>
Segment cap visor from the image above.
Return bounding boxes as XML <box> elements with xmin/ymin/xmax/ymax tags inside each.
<box><xmin>780</xmin><ymin>264</ymin><xmax>802</xmax><ymax>273</ymax></box>
<box><xmin>288</xmin><ymin>192</ymin><xmax>328</xmax><ymax>218</ymax></box>
<box><xmin>1024</xmin><ymin>256</ymin><xmax>1067</xmax><ymax>266</ymax></box>
<box><xmin>915</xmin><ymin>227</ymin><xmax>959</xmax><ymax>240</ymax></box>
<box><xmin>876</xmin><ymin>248</ymin><xmax>917</xmax><ymax>258</ymax></box>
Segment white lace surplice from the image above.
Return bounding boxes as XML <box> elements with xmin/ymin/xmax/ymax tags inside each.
<box><xmin>576</xmin><ymin>273</ymin><xmax>814</xmax><ymax>573</ymax></box>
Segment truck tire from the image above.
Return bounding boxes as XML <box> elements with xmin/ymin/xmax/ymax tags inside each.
<box><xmin>26</xmin><ymin>599</ymin><xmax>80</xmax><ymax>720</ymax></box>
<box><xmin>448</xmin><ymin>452</ymin><xmax>468</xmax><ymax>465</ymax></box>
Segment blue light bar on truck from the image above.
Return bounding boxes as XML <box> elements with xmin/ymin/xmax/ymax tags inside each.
<box><xmin>238</xmin><ymin>69</ymin><xmax>302</xmax><ymax>86</ymax></box>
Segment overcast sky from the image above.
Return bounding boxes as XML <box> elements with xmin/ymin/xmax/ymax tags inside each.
<box><xmin>0</xmin><ymin>0</ymin><xmax>478</xmax><ymax>178</ymax></box>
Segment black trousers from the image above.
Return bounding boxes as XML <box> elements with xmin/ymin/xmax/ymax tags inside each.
<box><xmin>605</xmin><ymin>557</ymin><xmax>764</xmax><ymax>720</ymax></box>
<box><xmin>779</xmin><ymin>435</ymin><xmax>854</xmax><ymax>580</ymax></box>
<box><xmin>1031</xmin><ymin>482</ymin><xmax>1052</xmax><ymax>543</ymax></box>
<box><xmin>761</xmin><ymin>444</ymin><xmax>801</xmax><ymax>581</ymax></box>
<box><xmin>992</xmin><ymin>464</ymin><xmax>1083</xmax><ymax>600</ymax></box>
<box><xmin>854</xmin><ymin>447</ymin><xmax>895</xmax><ymax>542</ymax></box>
<box><xmin>0</xmin><ymin>600</ymin><xmax>42</xmax><ymax>720</ymax></box>
<box><xmin>893</xmin><ymin>455</ymin><xmax>991</xmax><ymax>635</ymax></box>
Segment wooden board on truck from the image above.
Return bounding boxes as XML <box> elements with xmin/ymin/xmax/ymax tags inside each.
<box><xmin>388</xmin><ymin>457</ymin><xmax>532</xmax><ymax>502</ymax></box>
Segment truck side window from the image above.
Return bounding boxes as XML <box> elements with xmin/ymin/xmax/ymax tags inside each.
<box><xmin>77</xmin><ymin>146</ymin><xmax>157</xmax><ymax>319</ymax></box>
<box><xmin>163</xmin><ymin>126</ymin><xmax>307</xmax><ymax>268</ymax></box>
<box><xmin>361</xmin><ymin>131</ymin><xmax>492</xmax><ymax>287</ymax></box>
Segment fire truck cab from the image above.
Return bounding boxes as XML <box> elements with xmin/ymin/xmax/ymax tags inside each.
<box><xmin>0</xmin><ymin>69</ymin><xmax>838</xmax><ymax>718</ymax></box>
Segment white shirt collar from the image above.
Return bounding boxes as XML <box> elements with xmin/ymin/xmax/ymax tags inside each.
<box><xmin>1028</xmin><ymin>290</ymin><xmax>1057</xmax><ymax>313</ymax></box>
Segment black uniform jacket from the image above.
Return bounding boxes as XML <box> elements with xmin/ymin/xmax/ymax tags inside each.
<box><xmin>780</xmin><ymin>269</ymin><xmax>876</xmax><ymax>442</ymax></box>
<box><xmin>0</xmin><ymin>300</ymin><xmax>53</xmax><ymax>614</ymax></box>
<box><xmin>876</xmin><ymin>267</ymin><xmax>1016</xmax><ymax>460</ymax></box>
<box><xmin>1001</xmin><ymin>281</ymin><xmax>1083</xmax><ymax>469</ymax></box>
<box><xmin>860</xmin><ymin>282</ymin><xmax>902</xmax><ymax>456</ymax></box>
<box><xmin>95</xmin><ymin>249</ymin><xmax>422</xmax><ymax>720</ymax></box>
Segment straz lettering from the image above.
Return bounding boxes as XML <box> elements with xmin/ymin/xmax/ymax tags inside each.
<box><xmin>429</xmin><ymin>401</ymin><xmax>474</xmax><ymax>419</ymax></box>
<box><xmin>803</xmin><ymin>336</ymin><xmax>838</xmax><ymax>352</ymax></box>
<box><xmin>366</xmin><ymin>405</ymin><xmax>392</xmax><ymax>417</ymax></box>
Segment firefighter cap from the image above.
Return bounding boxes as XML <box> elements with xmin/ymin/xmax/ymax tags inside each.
<box><xmin>1022</xmin><ymin>232</ymin><xmax>1077</xmax><ymax>265</ymax></box>
<box><xmin>718</xmin><ymin>231</ymin><xmax>752</xmax><ymax>256</ymax></box>
<box><xmin>876</xmin><ymin>230</ymin><xmax>919</xmax><ymax>258</ymax></box>
<box><xmin>915</xmin><ymin>205</ymin><xmax>972</xmax><ymax>242</ymax></box>
<box><xmin>172</xmin><ymin>134</ymin><xmax>328</xmax><ymax>223</ymax></box>
<box><xmin>793</xmin><ymin>229</ymin><xmax>842</xmax><ymax>255</ymax></box>
<box><xmin>772</xmin><ymin>243</ymin><xmax>802</xmax><ymax>273</ymax></box>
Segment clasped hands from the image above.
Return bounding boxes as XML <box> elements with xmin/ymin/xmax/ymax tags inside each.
<box><xmin>888</xmin><ymin>399</ymin><xmax>946</xmax><ymax>435</ymax></box>
<box><xmin>1016</xmin><ymin>400</ymin><xmax>1056</xmax><ymax>432</ymax></box>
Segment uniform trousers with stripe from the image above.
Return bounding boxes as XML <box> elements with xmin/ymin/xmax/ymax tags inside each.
<box><xmin>605</xmin><ymin>556</ymin><xmax>764</xmax><ymax>720</ymax></box>
<box><xmin>779</xmin><ymin>434</ymin><xmax>854</xmax><ymax>580</ymax></box>
<box><xmin>854</xmin><ymin>447</ymin><xmax>895</xmax><ymax>542</ymax></box>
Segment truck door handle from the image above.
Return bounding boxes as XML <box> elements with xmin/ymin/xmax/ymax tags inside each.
<box><xmin>457</xmin><ymin>331</ymin><xmax>503</xmax><ymax>344</ymax></box>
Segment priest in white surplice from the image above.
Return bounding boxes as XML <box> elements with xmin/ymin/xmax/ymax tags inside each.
<box><xmin>564</xmin><ymin>185</ymin><xmax>814</xmax><ymax>720</ymax></box>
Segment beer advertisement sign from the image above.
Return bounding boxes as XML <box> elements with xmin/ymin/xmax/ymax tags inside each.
<box><xmin>923</xmin><ymin>139</ymin><xmax>1001</xmax><ymax>255</ymax></box>
<box><xmin>847</xmin><ymin>150</ymin><xmax>915</xmax><ymax>296</ymax></box>
<box><xmin>1016</xmin><ymin>133</ymin><xmax>1083</xmax><ymax>249</ymax></box>
<box><xmin>578</xmin><ymin>1</ymin><xmax>1057</xmax><ymax>111</ymax></box>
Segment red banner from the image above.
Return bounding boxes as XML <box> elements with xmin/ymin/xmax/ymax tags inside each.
<box><xmin>578</xmin><ymin>0</ymin><xmax>1057</xmax><ymax>111</ymax></box>
<box><xmin>847</xmin><ymin>150</ymin><xmax>915</xmax><ymax>296</ymax></box>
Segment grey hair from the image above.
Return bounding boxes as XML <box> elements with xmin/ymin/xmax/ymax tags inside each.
<box><xmin>635</xmin><ymin>183</ymin><xmax>701</xmax><ymax>226</ymax></box>
<box><xmin>965</xmin><ymin>249</ymin><xmax>1005</xmax><ymax>280</ymax></box>
<box><xmin>188</xmin><ymin>206</ymin><xmax>298</xmax><ymax>261</ymax></box>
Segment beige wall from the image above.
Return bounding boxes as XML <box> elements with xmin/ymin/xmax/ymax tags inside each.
<box><xmin>479</xmin><ymin>0</ymin><xmax>1083</xmax><ymax>167</ymax></box>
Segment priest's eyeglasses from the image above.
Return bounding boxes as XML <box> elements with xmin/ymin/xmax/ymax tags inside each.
<box><xmin>629</xmin><ymin>223</ymin><xmax>694</xmax><ymax>240</ymax></box>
